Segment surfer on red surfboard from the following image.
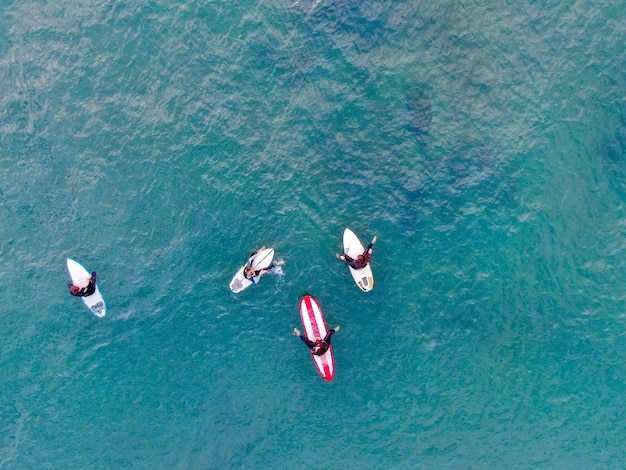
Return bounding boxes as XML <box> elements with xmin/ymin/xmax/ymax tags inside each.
<box><xmin>293</xmin><ymin>325</ymin><xmax>340</xmax><ymax>356</ymax></box>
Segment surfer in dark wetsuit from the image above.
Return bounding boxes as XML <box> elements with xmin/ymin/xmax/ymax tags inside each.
<box><xmin>337</xmin><ymin>236</ymin><xmax>377</xmax><ymax>269</ymax></box>
<box><xmin>244</xmin><ymin>263</ymin><xmax>270</xmax><ymax>283</ymax></box>
<box><xmin>244</xmin><ymin>247</ymin><xmax>284</xmax><ymax>284</ymax></box>
<box><xmin>69</xmin><ymin>272</ymin><xmax>97</xmax><ymax>297</ymax></box>
<box><xmin>293</xmin><ymin>326</ymin><xmax>340</xmax><ymax>356</ymax></box>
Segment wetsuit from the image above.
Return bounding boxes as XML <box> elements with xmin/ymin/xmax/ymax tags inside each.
<box><xmin>341</xmin><ymin>242</ymin><xmax>374</xmax><ymax>269</ymax></box>
<box><xmin>299</xmin><ymin>328</ymin><xmax>337</xmax><ymax>356</ymax></box>
<box><xmin>69</xmin><ymin>272</ymin><xmax>97</xmax><ymax>297</ymax></box>
<box><xmin>244</xmin><ymin>251</ymin><xmax>280</xmax><ymax>283</ymax></box>
<box><xmin>243</xmin><ymin>251</ymin><xmax>261</xmax><ymax>282</ymax></box>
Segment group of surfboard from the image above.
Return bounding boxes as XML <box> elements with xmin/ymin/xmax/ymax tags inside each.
<box><xmin>230</xmin><ymin>228</ymin><xmax>376</xmax><ymax>381</ymax></box>
<box><xmin>67</xmin><ymin>228</ymin><xmax>375</xmax><ymax>381</ymax></box>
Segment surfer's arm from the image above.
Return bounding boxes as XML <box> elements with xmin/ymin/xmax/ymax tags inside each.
<box><xmin>248</xmin><ymin>246</ymin><xmax>265</xmax><ymax>259</ymax></box>
<box><xmin>339</xmin><ymin>253</ymin><xmax>355</xmax><ymax>264</ymax></box>
<box><xmin>298</xmin><ymin>335</ymin><xmax>315</xmax><ymax>349</ymax></box>
<box><xmin>323</xmin><ymin>329</ymin><xmax>336</xmax><ymax>344</ymax></box>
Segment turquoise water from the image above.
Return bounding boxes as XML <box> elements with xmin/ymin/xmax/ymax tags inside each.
<box><xmin>1</xmin><ymin>0</ymin><xmax>625</xmax><ymax>468</ymax></box>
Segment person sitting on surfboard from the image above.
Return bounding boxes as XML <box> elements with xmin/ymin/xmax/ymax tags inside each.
<box><xmin>293</xmin><ymin>326</ymin><xmax>340</xmax><ymax>356</ymax></box>
<box><xmin>68</xmin><ymin>272</ymin><xmax>97</xmax><ymax>297</ymax></box>
<box><xmin>244</xmin><ymin>248</ymin><xmax>285</xmax><ymax>283</ymax></box>
<box><xmin>336</xmin><ymin>236</ymin><xmax>377</xmax><ymax>269</ymax></box>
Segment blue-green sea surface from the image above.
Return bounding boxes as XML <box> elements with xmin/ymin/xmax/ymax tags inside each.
<box><xmin>1</xmin><ymin>0</ymin><xmax>625</xmax><ymax>468</ymax></box>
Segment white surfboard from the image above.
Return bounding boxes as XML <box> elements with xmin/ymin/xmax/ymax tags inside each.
<box><xmin>229</xmin><ymin>248</ymin><xmax>275</xmax><ymax>293</ymax></box>
<box><xmin>66</xmin><ymin>258</ymin><xmax>106</xmax><ymax>317</ymax></box>
<box><xmin>342</xmin><ymin>228</ymin><xmax>374</xmax><ymax>292</ymax></box>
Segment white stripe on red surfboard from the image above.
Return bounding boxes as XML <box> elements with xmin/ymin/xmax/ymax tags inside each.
<box><xmin>302</xmin><ymin>296</ymin><xmax>321</xmax><ymax>339</ymax></box>
<box><xmin>300</xmin><ymin>298</ymin><xmax>315</xmax><ymax>338</ymax></box>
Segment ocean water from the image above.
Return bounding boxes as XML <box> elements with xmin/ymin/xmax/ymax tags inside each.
<box><xmin>1</xmin><ymin>0</ymin><xmax>625</xmax><ymax>468</ymax></box>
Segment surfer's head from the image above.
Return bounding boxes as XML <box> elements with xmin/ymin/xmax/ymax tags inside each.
<box><xmin>70</xmin><ymin>285</ymin><xmax>80</xmax><ymax>294</ymax></box>
<box><xmin>244</xmin><ymin>266</ymin><xmax>255</xmax><ymax>277</ymax></box>
<box><xmin>312</xmin><ymin>341</ymin><xmax>327</xmax><ymax>355</ymax></box>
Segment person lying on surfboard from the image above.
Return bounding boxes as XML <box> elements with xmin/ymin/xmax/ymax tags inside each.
<box><xmin>244</xmin><ymin>247</ymin><xmax>284</xmax><ymax>283</ymax></box>
<box><xmin>336</xmin><ymin>235</ymin><xmax>377</xmax><ymax>269</ymax></box>
<box><xmin>68</xmin><ymin>272</ymin><xmax>97</xmax><ymax>297</ymax></box>
<box><xmin>244</xmin><ymin>264</ymin><xmax>266</xmax><ymax>281</ymax></box>
<box><xmin>293</xmin><ymin>325</ymin><xmax>340</xmax><ymax>356</ymax></box>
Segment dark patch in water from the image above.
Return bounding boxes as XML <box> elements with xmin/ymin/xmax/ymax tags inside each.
<box><xmin>292</xmin><ymin>1</ymin><xmax>388</xmax><ymax>54</ymax></box>
<box><xmin>601</xmin><ymin>108</ymin><xmax>626</xmax><ymax>195</ymax></box>
<box><xmin>390</xmin><ymin>142</ymin><xmax>520</xmax><ymax>245</ymax></box>
<box><xmin>406</xmin><ymin>85</ymin><xmax>432</xmax><ymax>136</ymax></box>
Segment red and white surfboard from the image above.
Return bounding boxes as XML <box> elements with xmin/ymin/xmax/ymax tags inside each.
<box><xmin>299</xmin><ymin>295</ymin><xmax>335</xmax><ymax>381</ymax></box>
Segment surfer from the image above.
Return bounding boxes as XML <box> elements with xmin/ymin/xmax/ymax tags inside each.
<box><xmin>293</xmin><ymin>326</ymin><xmax>340</xmax><ymax>356</ymax></box>
<box><xmin>244</xmin><ymin>247</ymin><xmax>284</xmax><ymax>283</ymax></box>
<box><xmin>68</xmin><ymin>272</ymin><xmax>97</xmax><ymax>297</ymax></box>
<box><xmin>336</xmin><ymin>235</ymin><xmax>377</xmax><ymax>269</ymax></box>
